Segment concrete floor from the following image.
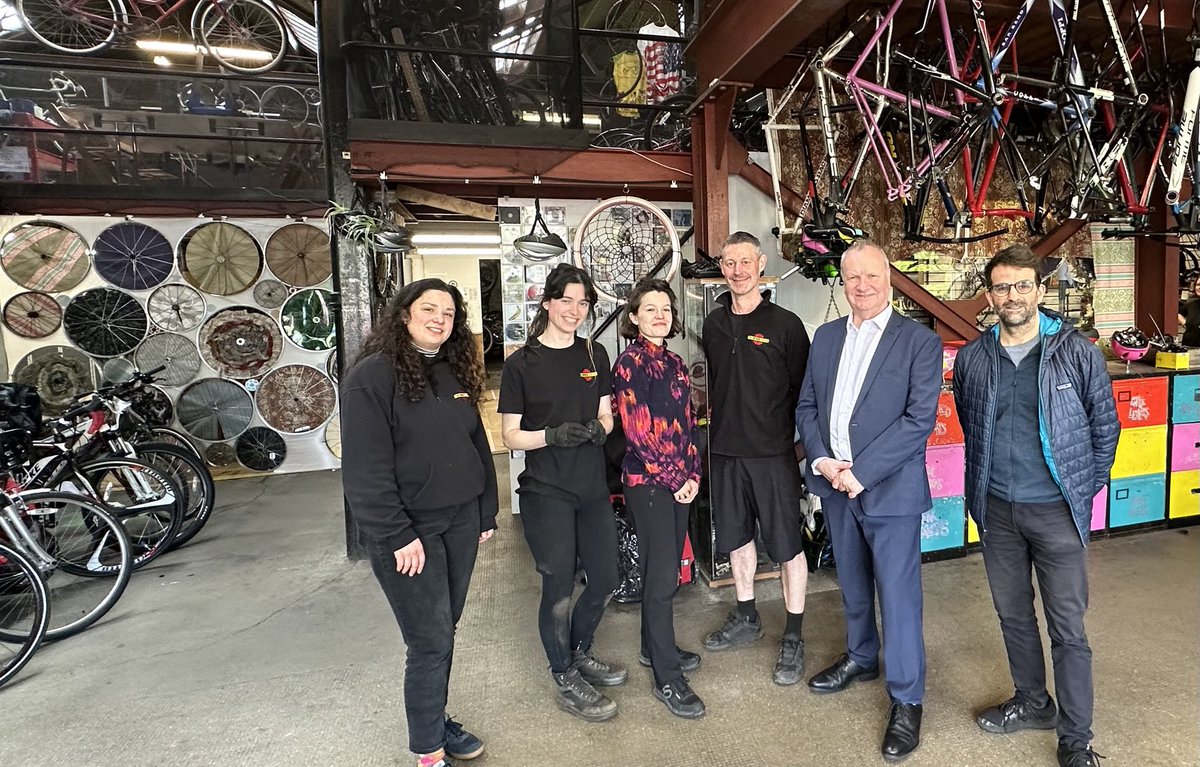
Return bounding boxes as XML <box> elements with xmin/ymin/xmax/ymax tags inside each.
<box><xmin>3</xmin><ymin>463</ymin><xmax>1198</xmax><ymax>767</ymax></box>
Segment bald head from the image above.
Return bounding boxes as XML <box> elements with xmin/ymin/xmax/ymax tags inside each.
<box><xmin>840</xmin><ymin>241</ymin><xmax>892</xmax><ymax>323</ymax></box>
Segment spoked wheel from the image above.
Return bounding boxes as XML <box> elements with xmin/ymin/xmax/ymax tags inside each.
<box><xmin>128</xmin><ymin>386</ymin><xmax>175</xmax><ymax>428</ymax></box>
<box><xmin>254</xmin><ymin>364</ymin><xmax>336</xmax><ymax>434</ymax></box>
<box><xmin>92</xmin><ymin>222</ymin><xmax>175</xmax><ymax>291</ymax></box>
<box><xmin>195</xmin><ymin>0</ymin><xmax>287</xmax><ymax>74</ymax></box>
<box><xmin>148</xmin><ymin>427</ymin><xmax>202</xmax><ymax>461</ymax></box>
<box><xmin>279</xmin><ymin>288</ymin><xmax>336</xmax><ymax>350</ymax></box>
<box><xmin>265</xmin><ymin>223</ymin><xmax>331</xmax><ymax>287</ymax></box>
<box><xmin>259</xmin><ymin>85</ymin><xmax>309</xmax><ymax>127</ymax></box>
<box><xmin>0</xmin><ymin>541</ymin><xmax>50</xmax><ymax>688</ymax></box>
<box><xmin>236</xmin><ymin>426</ymin><xmax>287</xmax><ymax>471</ymax></box>
<box><xmin>134</xmin><ymin>333</ymin><xmax>202</xmax><ymax>387</ymax></box>
<box><xmin>62</xmin><ymin>288</ymin><xmax>149</xmax><ymax>357</ymax></box>
<box><xmin>179</xmin><ymin>222</ymin><xmax>263</xmax><ymax>296</ymax></box>
<box><xmin>147</xmin><ymin>283</ymin><xmax>206</xmax><ymax>332</ymax></box>
<box><xmin>16</xmin><ymin>0</ymin><xmax>122</xmax><ymax>54</ymax></box>
<box><xmin>0</xmin><ymin>221</ymin><xmax>91</xmax><ymax>292</ymax></box>
<box><xmin>324</xmin><ymin>414</ymin><xmax>341</xmax><ymax>459</ymax></box>
<box><xmin>130</xmin><ymin>443</ymin><xmax>216</xmax><ymax>549</ymax></box>
<box><xmin>81</xmin><ymin>459</ymin><xmax>184</xmax><ymax>571</ymax></box>
<box><xmin>12</xmin><ymin>346</ymin><xmax>100</xmax><ymax>416</ymax></box>
<box><xmin>9</xmin><ymin>490</ymin><xmax>133</xmax><ymax>641</ymax></box>
<box><xmin>198</xmin><ymin>307</ymin><xmax>283</xmax><ymax>379</ymax></box>
<box><xmin>3</xmin><ymin>291</ymin><xmax>63</xmax><ymax>339</ymax></box>
<box><xmin>177</xmin><ymin>379</ymin><xmax>254</xmax><ymax>441</ymax></box>
<box><xmin>253</xmin><ymin>279</ymin><xmax>289</xmax><ymax>309</ymax></box>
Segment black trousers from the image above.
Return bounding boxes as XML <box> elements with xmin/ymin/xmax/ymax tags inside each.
<box><xmin>367</xmin><ymin>500</ymin><xmax>480</xmax><ymax>754</ymax></box>
<box><xmin>982</xmin><ymin>495</ymin><xmax>1093</xmax><ymax>749</ymax></box>
<box><xmin>625</xmin><ymin>482</ymin><xmax>689</xmax><ymax>686</ymax></box>
<box><xmin>518</xmin><ymin>492</ymin><xmax>619</xmax><ymax>673</ymax></box>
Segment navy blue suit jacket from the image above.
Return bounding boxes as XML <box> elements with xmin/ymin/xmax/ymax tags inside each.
<box><xmin>795</xmin><ymin>310</ymin><xmax>943</xmax><ymax>516</ymax></box>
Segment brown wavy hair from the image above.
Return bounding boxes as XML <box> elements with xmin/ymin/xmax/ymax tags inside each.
<box><xmin>618</xmin><ymin>277</ymin><xmax>682</xmax><ymax>340</ymax></box>
<box><xmin>356</xmin><ymin>278</ymin><xmax>484</xmax><ymax>403</ymax></box>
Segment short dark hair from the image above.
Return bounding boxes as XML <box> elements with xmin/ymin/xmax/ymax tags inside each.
<box><xmin>527</xmin><ymin>262</ymin><xmax>598</xmax><ymax>344</ymax></box>
<box><xmin>985</xmin><ymin>244</ymin><xmax>1042</xmax><ymax>286</ymax></box>
<box><xmin>619</xmin><ymin>278</ymin><xmax>682</xmax><ymax>340</ymax></box>
<box><xmin>721</xmin><ymin>231</ymin><xmax>761</xmax><ymax>254</ymax></box>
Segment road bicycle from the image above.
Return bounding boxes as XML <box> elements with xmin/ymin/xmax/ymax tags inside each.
<box><xmin>15</xmin><ymin>0</ymin><xmax>289</xmax><ymax>74</ymax></box>
<box><xmin>0</xmin><ymin>538</ymin><xmax>50</xmax><ymax>689</ymax></box>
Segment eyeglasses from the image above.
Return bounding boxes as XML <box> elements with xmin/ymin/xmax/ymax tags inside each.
<box><xmin>988</xmin><ymin>280</ymin><xmax>1037</xmax><ymax>296</ymax></box>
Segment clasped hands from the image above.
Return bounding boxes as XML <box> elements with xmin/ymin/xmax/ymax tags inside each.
<box><xmin>545</xmin><ymin>420</ymin><xmax>607</xmax><ymax>447</ymax></box>
<box><xmin>818</xmin><ymin>459</ymin><xmax>865</xmax><ymax>499</ymax></box>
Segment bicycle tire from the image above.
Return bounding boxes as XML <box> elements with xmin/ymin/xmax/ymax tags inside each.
<box><xmin>80</xmin><ymin>458</ymin><xmax>183</xmax><ymax>571</ymax></box>
<box><xmin>128</xmin><ymin>443</ymin><xmax>216</xmax><ymax>549</ymax></box>
<box><xmin>259</xmin><ymin>85</ymin><xmax>309</xmax><ymax>127</ymax></box>
<box><xmin>16</xmin><ymin>0</ymin><xmax>122</xmax><ymax>55</ymax></box>
<box><xmin>6</xmin><ymin>489</ymin><xmax>133</xmax><ymax>641</ymax></box>
<box><xmin>195</xmin><ymin>0</ymin><xmax>287</xmax><ymax>74</ymax></box>
<box><xmin>0</xmin><ymin>540</ymin><xmax>50</xmax><ymax>689</ymax></box>
<box><xmin>147</xmin><ymin>427</ymin><xmax>203</xmax><ymax>461</ymax></box>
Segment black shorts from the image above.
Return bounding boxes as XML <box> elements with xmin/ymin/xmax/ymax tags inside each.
<box><xmin>710</xmin><ymin>454</ymin><xmax>804</xmax><ymax>562</ymax></box>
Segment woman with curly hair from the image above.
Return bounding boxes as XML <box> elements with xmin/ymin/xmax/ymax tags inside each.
<box><xmin>499</xmin><ymin>263</ymin><xmax>624</xmax><ymax>722</ymax></box>
<box><xmin>612</xmin><ymin>278</ymin><xmax>705</xmax><ymax>719</ymax></box>
<box><xmin>341</xmin><ymin>278</ymin><xmax>497</xmax><ymax>767</ymax></box>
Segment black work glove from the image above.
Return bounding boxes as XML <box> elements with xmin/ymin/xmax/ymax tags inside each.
<box><xmin>545</xmin><ymin>422</ymin><xmax>592</xmax><ymax>448</ymax></box>
<box><xmin>584</xmin><ymin>419</ymin><xmax>607</xmax><ymax>445</ymax></box>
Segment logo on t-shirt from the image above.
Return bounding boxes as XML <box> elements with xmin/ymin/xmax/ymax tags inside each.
<box><xmin>580</xmin><ymin>368</ymin><xmax>598</xmax><ymax>382</ymax></box>
<box><xmin>453</xmin><ymin>392</ymin><xmax>470</xmax><ymax>399</ymax></box>
<box><xmin>747</xmin><ymin>333</ymin><xmax>770</xmax><ymax>346</ymax></box>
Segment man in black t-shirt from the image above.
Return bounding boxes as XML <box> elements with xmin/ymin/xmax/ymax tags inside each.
<box><xmin>700</xmin><ymin>231</ymin><xmax>812</xmax><ymax>686</ymax></box>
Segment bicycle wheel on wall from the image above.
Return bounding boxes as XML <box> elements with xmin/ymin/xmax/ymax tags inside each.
<box><xmin>253</xmin><ymin>279</ymin><xmax>289</xmax><ymax>309</ymax></box>
<box><xmin>195</xmin><ymin>0</ymin><xmax>287</xmax><ymax>74</ymax></box>
<box><xmin>265</xmin><ymin>223</ymin><xmax>331</xmax><ymax>287</ymax></box>
<box><xmin>134</xmin><ymin>333</ymin><xmax>202</xmax><ymax>387</ymax></box>
<box><xmin>1</xmin><ymin>222</ymin><xmax>91</xmax><ymax>292</ymax></box>
<box><xmin>205</xmin><ymin>442</ymin><xmax>237</xmax><ymax>468</ymax></box>
<box><xmin>130</xmin><ymin>385</ymin><xmax>175</xmax><ymax>427</ymax></box>
<box><xmin>93</xmin><ymin>222</ymin><xmax>175</xmax><ymax>291</ymax></box>
<box><xmin>198</xmin><ymin>307</ymin><xmax>283</xmax><ymax>379</ymax></box>
<box><xmin>255</xmin><ymin>364</ymin><xmax>335</xmax><ymax>434</ymax></box>
<box><xmin>236</xmin><ymin>426</ymin><xmax>287</xmax><ymax>471</ymax></box>
<box><xmin>63</xmin><ymin>288</ymin><xmax>149</xmax><ymax>357</ymax></box>
<box><xmin>280</xmin><ymin>288</ymin><xmax>337</xmax><ymax>350</ymax></box>
<box><xmin>325</xmin><ymin>413</ymin><xmax>341</xmax><ymax>459</ymax></box>
<box><xmin>15</xmin><ymin>0</ymin><xmax>122</xmax><ymax>54</ymax></box>
<box><xmin>12</xmin><ymin>346</ymin><xmax>100</xmax><ymax>416</ymax></box>
<box><xmin>147</xmin><ymin>283</ymin><xmax>206</xmax><ymax>332</ymax></box>
<box><xmin>177</xmin><ymin>379</ymin><xmax>254</xmax><ymax>441</ymax></box>
<box><xmin>179</xmin><ymin>222</ymin><xmax>263</xmax><ymax>296</ymax></box>
<box><xmin>3</xmin><ymin>291</ymin><xmax>62</xmax><ymax>338</ymax></box>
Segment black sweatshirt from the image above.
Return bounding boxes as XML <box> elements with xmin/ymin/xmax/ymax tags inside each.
<box><xmin>340</xmin><ymin>351</ymin><xmax>498</xmax><ymax>552</ymax></box>
<box><xmin>701</xmin><ymin>290</ymin><xmax>811</xmax><ymax>457</ymax></box>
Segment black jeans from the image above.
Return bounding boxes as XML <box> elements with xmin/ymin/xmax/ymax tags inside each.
<box><xmin>982</xmin><ymin>495</ymin><xmax>1092</xmax><ymax>749</ymax></box>
<box><xmin>625</xmin><ymin>483</ymin><xmax>689</xmax><ymax>686</ymax></box>
<box><xmin>367</xmin><ymin>500</ymin><xmax>481</xmax><ymax>754</ymax></box>
<box><xmin>518</xmin><ymin>492</ymin><xmax>619</xmax><ymax>674</ymax></box>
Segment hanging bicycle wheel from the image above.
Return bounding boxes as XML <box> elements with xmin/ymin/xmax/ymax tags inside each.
<box><xmin>1</xmin><ymin>222</ymin><xmax>90</xmax><ymax>292</ymax></box>
<box><xmin>177</xmin><ymin>379</ymin><xmax>253</xmax><ymax>441</ymax></box>
<box><xmin>198</xmin><ymin>307</ymin><xmax>283</xmax><ymax>379</ymax></box>
<box><xmin>147</xmin><ymin>283</ymin><xmax>206</xmax><ymax>332</ymax></box>
<box><xmin>134</xmin><ymin>333</ymin><xmax>202</xmax><ymax>387</ymax></box>
<box><xmin>255</xmin><ymin>364</ymin><xmax>336</xmax><ymax>433</ymax></box>
<box><xmin>15</xmin><ymin>0</ymin><xmax>120</xmax><ymax>54</ymax></box>
<box><xmin>280</xmin><ymin>288</ymin><xmax>337</xmax><ymax>351</ymax></box>
<box><xmin>265</xmin><ymin>223</ymin><xmax>331</xmax><ymax>287</ymax></box>
<box><xmin>205</xmin><ymin>442</ymin><xmax>236</xmax><ymax>468</ymax></box>
<box><xmin>253</xmin><ymin>279</ymin><xmax>289</xmax><ymax>309</ymax></box>
<box><xmin>12</xmin><ymin>346</ymin><xmax>101</xmax><ymax>416</ymax></box>
<box><xmin>325</xmin><ymin>413</ymin><xmax>341</xmax><ymax>459</ymax></box>
<box><xmin>92</xmin><ymin>222</ymin><xmax>175</xmax><ymax>291</ymax></box>
<box><xmin>130</xmin><ymin>385</ymin><xmax>174</xmax><ymax>427</ymax></box>
<box><xmin>236</xmin><ymin>426</ymin><xmax>287</xmax><ymax>471</ymax></box>
<box><xmin>63</xmin><ymin>288</ymin><xmax>148</xmax><ymax>357</ymax></box>
<box><xmin>325</xmin><ymin>350</ymin><xmax>339</xmax><ymax>383</ymax></box>
<box><xmin>573</xmin><ymin>195</ymin><xmax>682</xmax><ymax>304</ymax></box>
<box><xmin>179</xmin><ymin>222</ymin><xmax>262</xmax><ymax>296</ymax></box>
<box><xmin>196</xmin><ymin>0</ymin><xmax>288</xmax><ymax>74</ymax></box>
<box><xmin>3</xmin><ymin>291</ymin><xmax>62</xmax><ymax>338</ymax></box>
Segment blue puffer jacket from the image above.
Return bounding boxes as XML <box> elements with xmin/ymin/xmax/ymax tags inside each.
<box><xmin>952</xmin><ymin>309</ymin><xmax>1120</xmax><ymax>544</ymax></box>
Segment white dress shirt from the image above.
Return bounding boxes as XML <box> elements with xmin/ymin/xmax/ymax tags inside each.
<box><xmin>818</xmin><ymin>305</ymin><xmax>893</xmax><ymax>468</ymax></box>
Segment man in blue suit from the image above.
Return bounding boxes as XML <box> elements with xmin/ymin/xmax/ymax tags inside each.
<box><xmin>795</xmin><ymin>241</ymin><xmax>942</xmax><ymax>763</ymax></box>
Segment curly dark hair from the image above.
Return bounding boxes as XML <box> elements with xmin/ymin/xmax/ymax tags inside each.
<box><xmin>356</xmin><ymin>278</ymin><xmax>484</xmax><ymax>403</ymax></box>
<box><xmin>619</xmin><ymin>277</ymin><xmax>682</xmax><ymax>340</ymax></box>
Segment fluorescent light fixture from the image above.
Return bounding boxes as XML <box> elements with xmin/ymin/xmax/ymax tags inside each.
<box><xmin>136</xmin><ymin>39</ymin><xmax>273</xmax><ymax>61</ymax></box>
<box><xmin>152</xmin><ymin>55</ymin><xmax>171</xmax><ymax>67</ymax></box>
<box><xmin>411</xmin><ymin>233</ymin><xmax>502</xmax><ymax>245</ymax></box>
<box><xmin>416</xmin><ymin>246</ymin><xmax>503</xmax><ymax>257</ymax></box>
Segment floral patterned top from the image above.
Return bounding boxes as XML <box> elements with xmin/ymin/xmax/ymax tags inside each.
<box><xmin>612</xmin><ymin>335</ymin><xmax>701</xmax><ymax>491</ymax></box>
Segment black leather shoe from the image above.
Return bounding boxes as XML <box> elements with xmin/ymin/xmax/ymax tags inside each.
<box><xmin>807</xmin><ymin>653</ymin><xmax>879</xmax><ymax>694</ymax></box>
<box><xmin>1057</xmin><ymin>743</ymin><xmax>1105</xmax><ymax>767</ymax></box>
<box><xmin>639</xmin><ymin>646</ymin><xmax>702</xmax><ymax>672</ymax></box>
<box><xmin>977</xmin><ymin>695</ymin><xmax>1058</xmax><ymax>734</ymax></box>
<box><xmin>881</xmin><ymin>702</ymin><xmax>922</xmax><ymax>763</ymax></box>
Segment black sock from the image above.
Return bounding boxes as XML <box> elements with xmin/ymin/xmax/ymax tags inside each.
<box><xmin>785</xmin><ymin>610</ymin><xmax>804</xmax><ymax>637</ymax></box>
<box><xmin>736</xmin><ymin>598</ymin><xmax>757</xmax><ymax>620</ymax></box>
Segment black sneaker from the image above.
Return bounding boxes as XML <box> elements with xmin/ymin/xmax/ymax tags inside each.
<box><xmin>443</xmin><ymin>715</ymin><xmax>483</xmax><ymax>760</ymax></box>
<box><xmin>552</xmin><ymin>667</ymin><xmax>618</xmax><ymax>722</ymax></box>
<box><xmin>1057</xmin><ymin>743</ymin><xmax>1105</xmax><ymax>767</ymax></box>
<box><xmin>654</xmin><ymin>677</ymin><xmax>706</xmax><ymax>719</ymax></box>
<box><xmin>703</xmin><ymin>610</ymin><xmax>764</xmax><ymax>651</ymax></box>
<box><xmin>772</xmin><ymin>633</ymin><xmax>805</xmax><ymax>686</ymax></box>
<box><xmin>638</xmin><ymin>646</ymin><xmax>702</xmax><ymax>672</ymax></box>
<box><xmin>976</xmin><ymin>696</ymin><xmax>1058</xmax><ymax>734</ymax></box>
<box><xmin>572</xmin><ymin>649</ymin><xmax>627</xmax><ymax>686</ymax></box>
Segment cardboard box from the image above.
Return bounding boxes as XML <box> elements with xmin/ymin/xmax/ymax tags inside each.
<box><xmin>1155</xmin><ymin>351</ymin><xmax>1191</xmax><ymax>370</ymax></box>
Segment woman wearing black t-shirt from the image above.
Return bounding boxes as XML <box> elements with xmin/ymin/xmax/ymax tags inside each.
<box><xmin>342</xmin><ymin>279</ymin><xmax>497</xmax><ymax>767</ymax></box>
<box><xmin>499</xmin><ymin>263</ymin><xmax>624</xmax><ymax>722</ymax></box>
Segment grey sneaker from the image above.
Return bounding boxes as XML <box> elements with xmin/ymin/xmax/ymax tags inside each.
<box><xmin>571</xmin><ymin>649</ymin><xmax>627</xmax><ymax>686</ymax></box>
<box><xmin>703</xmin><ymin>610</ymin><xmax>764</xmax><ymax>651</ymax></box>
<box><xmin>552</xmin><ymin>667</ymin><xmax>617</xmax><ymax>722</ymax></box>
<box><xmin>772</xmin><ymin>633</ymin><xmax>805</xmax><ymax>685</ymax></box>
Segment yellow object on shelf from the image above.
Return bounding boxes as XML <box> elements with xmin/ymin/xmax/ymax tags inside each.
<box><xmin>1155</xmin><ymin>351</ymin><xmax>1191</xmax><ymax>370</ymax></box>
<box><xmin>1111</xmin><ymin>425</ymin><xmax>1168</xmax><ymax>479</ymax></box>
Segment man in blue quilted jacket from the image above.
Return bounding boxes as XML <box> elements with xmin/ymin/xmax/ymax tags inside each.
<box><xmin>952</xmin><ymin>244</ymin><xmax>1119</xmax><ymax>767</ymax></box>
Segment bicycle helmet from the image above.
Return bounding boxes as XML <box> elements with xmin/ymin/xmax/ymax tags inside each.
<box><xmin>1110</xmin><ymin>327</ymin><xmax>1150</xmax><ymax>362</ymax></box>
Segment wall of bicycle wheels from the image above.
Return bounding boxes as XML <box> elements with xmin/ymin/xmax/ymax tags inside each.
<box><xmin>0</xmin><ymin>215</ymin><xmax>341</xmax><ymax>477</ymax></box>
